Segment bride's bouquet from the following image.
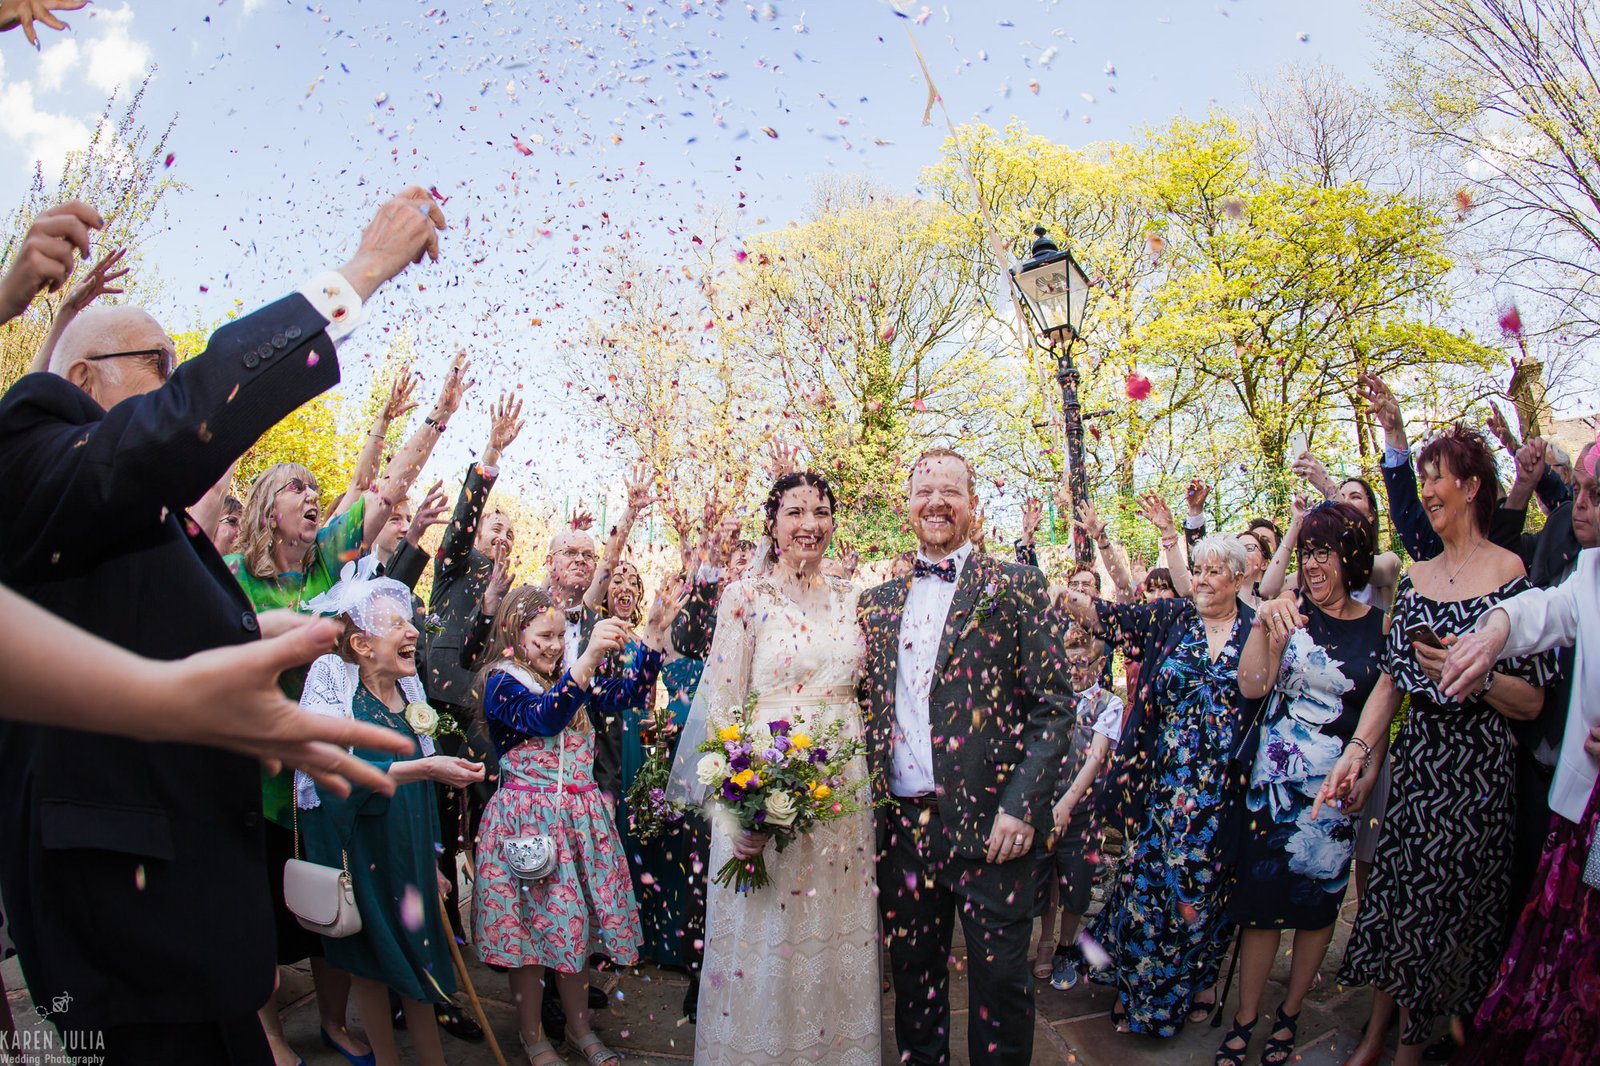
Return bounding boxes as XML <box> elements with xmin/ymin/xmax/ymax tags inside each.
<box><xmin>626</xmin><ymin>712</ymin><xmax>686</xmax><ymax>843</ymax></box>
<box><xmin>694</xmin><ymin>696</ymin><xmax>875</xmax><ymax>893</ymax></box>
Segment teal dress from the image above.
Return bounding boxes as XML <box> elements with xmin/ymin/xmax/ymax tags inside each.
<box><xmin>304</xmin><ymin>685</ymin><xmax>455</xmax><ymax>1002</ymax></box>
<box><xmin>617</xmin><ymin>655</ymin><xmax>702</xmax><ymax>967</ymax></box>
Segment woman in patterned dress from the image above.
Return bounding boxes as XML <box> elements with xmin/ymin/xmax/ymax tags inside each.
<box><xmin>471</xmin><ymin>585</ymin><xmax>672</xmax><ymax>1066</ymax></box>
<box><xmin>1062</xmin><ymin>534</ymin><xmax>1257</xmax><ymax>1038</ymax></box>
<box><xmin>1221</xmin><ymin>503</ymin><xmax>1386</xmax><ymax>1066</ymax></box>
<box><xmin>1319</xmin><ymin>426</ymin><xmax>1554</xmax><ymax>1066</ymax></box>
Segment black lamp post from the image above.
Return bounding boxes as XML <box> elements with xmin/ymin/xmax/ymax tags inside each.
<box><xmin>1010</xmin><ymin>226</ymin><xmax>1093</xmax><ymax>565</ymax></box>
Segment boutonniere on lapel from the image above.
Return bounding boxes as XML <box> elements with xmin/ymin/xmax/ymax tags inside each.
<box><xmin>959</xmin><ymin>578</ymin><xmax>1004</xmax><ymax>640</ymax></box>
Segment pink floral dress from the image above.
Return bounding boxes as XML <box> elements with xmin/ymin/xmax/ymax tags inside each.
<box><xmin>474</xmin><ymin>670</ymin><xmax>644</xmax><ymax>972</ymax></box>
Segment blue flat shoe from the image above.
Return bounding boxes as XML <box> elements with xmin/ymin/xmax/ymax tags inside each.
<box><xmin>321</xmin><ymin>1028</ymin><xmax>376</xmax><ymax>1066</ymax></box>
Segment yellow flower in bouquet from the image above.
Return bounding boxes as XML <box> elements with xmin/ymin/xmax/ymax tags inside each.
<box><xmin>790</xmin><ymin>733</ymin><xmax>812</xmax><ymax>750</ymax></box>
<box><xmin>809</xmin><ymin>782</ymin><xmax>832</xmax><ymax>801</ymax></box>
<box><xmin>730</xmin><ymin>768</ymin><xmax>759</xmax><ymax>789</ymax></box>
<box><xmin>718</xmin><ymin>724</ymin><xmax>743</xmax><ymax>743</ymax></box>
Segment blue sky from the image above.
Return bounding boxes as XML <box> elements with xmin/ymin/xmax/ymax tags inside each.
<box><xmin>0</xmin><ymin>0</ymin><xmax>1383</xmax><ymax>502</ymax></box>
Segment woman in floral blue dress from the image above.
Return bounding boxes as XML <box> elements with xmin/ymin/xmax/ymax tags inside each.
<box><xmin>1220</xmin><ymin>503</ymin><xmax>1386</xmax><ymax>1066</ymax></box>
<box><xmin>1063</xmin><ymin>535</ymin><xmax>1257</xmax><ymax>1038</ymax></box>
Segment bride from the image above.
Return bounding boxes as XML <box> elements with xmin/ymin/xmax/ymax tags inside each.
<box><xmin>667</xmin><ymin>470</ymin><xmax>880</xmax><ymax>1065</ymax></box>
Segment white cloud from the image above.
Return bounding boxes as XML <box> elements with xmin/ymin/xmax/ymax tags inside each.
<box><xmin>0</xmin><ymin>74</ymin><xmax>93</xmax><ymax>180</ymax></box>
<box><xmin>244</xmin><ymin>0</ymin><xmax>268</xmax><ymax>13</ymax></box>
<box><xmin>36</xmin><ymin>39</ymin><xmax>80</xmax><ymax>93</ymax></box>
<box><xmin>83</xmin><ymin>5</ymin><xmax>152</xmax><ymax>94</ymax></box>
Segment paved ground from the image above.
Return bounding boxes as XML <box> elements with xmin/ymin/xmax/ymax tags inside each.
<box><xmin>3</xmin><ymin>897</ymin><xmax>1381</xmax><ymax>1066</ymax></box>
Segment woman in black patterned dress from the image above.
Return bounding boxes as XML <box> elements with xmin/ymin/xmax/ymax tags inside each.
<box><xmin>1317</xmin><ymin>426</ymin><xmax>1554</xmax><ymax>1066</ymax></box>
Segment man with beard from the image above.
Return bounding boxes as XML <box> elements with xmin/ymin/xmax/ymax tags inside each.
<box><xmin>858</xmin><ymin>447</ymin><xmax>1073</xmax><ymax>1066</ymax></box>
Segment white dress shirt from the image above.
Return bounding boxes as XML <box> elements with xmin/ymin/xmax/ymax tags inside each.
<box><xmin>1483</xmin><ymin>548</ymin><xmax>1600</xmax><ymax>823</ymax></box>
<box><xmin>889</xmin><ymin>540</ymin><xmax>974</xmax><ymax>798</ymax></box>
<box><xmin>563</xmin><ymin>608</ymin><xmax>583</xmax><ymax>672</ymax></box>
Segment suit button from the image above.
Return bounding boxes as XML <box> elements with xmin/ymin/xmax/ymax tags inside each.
<box><xmin>242</xmin><ymin>611</ymin><xmax>259</xmax><ymax>633</ymax></box>
<box><xmin>257</xmin><ymin>343</ymin><xmax>274</xmax><ymax>362</ymax></box>
<box><xmin>243</xmin><ymin>351</ymin><xmax>261</xmax><ymax>369</ymax></box>
<box><xmin>286</xmin><ymin>325</ymin><xmax>303</xmax><ymax>341</ymax></box>
<box><xmin>271</xmin><ymin>333</ymin><xmax>287</xmax><ymax>349</ymax></box>
<box><xmin>244</xmin><ymin>811</ymin><xmax>261</xmax><ymax>828</ymax></box>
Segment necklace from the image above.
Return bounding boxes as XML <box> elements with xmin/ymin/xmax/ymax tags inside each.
<box><xmin>1444</xmin><ymin>539</ymin><xmax>1486</xmax><ymax>585</ymax></box>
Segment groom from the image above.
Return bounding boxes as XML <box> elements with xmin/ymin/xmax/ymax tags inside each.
<box><xmin>859</xmin><ymin>448</ymin><xmax>1074</xmax><ymax>1066</ymax></box>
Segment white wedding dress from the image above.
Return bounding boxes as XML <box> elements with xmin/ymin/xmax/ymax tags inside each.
<box><xmin>692</xmin><ymin>574</ymin><xmax>881</xmax><ymax>1066</ymax></box>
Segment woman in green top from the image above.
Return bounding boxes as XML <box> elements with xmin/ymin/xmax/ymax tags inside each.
<box><xmin>226</xmin><ymin>355</ymin><xmax>471</xmax><ymax>1066</ymax></box>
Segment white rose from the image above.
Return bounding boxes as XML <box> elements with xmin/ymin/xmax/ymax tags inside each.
<box><xmin>764</xmin><ymin>791</ymin><xmax>798</xmax><ymax>828</ymax></box>
<box><xmin>404</xmin><ymin>701</ymin><xmax>438</xmax><ymax>736</ymax></box>
<box><xmin>695</xmin><ymin>753</ymin><xmax>729</xmax><ymax>786</ymax></box>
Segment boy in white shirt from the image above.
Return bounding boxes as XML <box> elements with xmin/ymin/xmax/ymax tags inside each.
<box><xmin>1037</xmin><ymin>633</ymin><xmax>1125</xmax><ymax>990</ymax></box>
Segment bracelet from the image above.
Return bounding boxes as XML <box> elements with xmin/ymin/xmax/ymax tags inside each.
<box><xmin>424</xmin><ymin>416</ymin><xmax>446</xmax><ymax>433</ymax></box>
<box><xmin>1479</xmin><ymin>671</ymin><xmax>1497</xmax><ymax>698</ymax></box>
<box><xmin>1346</xmin><ymin>736</ymin><xmax>1374</xmax><ymax>772</ymax></box>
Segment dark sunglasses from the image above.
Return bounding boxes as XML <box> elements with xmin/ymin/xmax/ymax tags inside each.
<box><xmin>85</xmin><ymin>346</ymin><xmax>175</xmax><ymax>380</ymax></box>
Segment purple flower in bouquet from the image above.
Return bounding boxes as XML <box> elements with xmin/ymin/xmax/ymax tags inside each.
<box><xmin>773</xmin><ymin>736</ymin><xmax>793</xmax><ymax>753</ymax></box>
<box><xmin>809</xmin><ymin>748</ymin><xmax>829</xmax><ymax>764</ymax></box>
<box><xmin>761</xmin><ymin>748</ymin><xmax>784</xmax><ymax>764</ymax></box>
<box><xmin>648</xmin><ymin>787</ymin><xmax>666</xmax><ymax>804</ymax></box>
<box><xmin>730</xmin><ymin>753</ymin><xmax>751</xmax><ymax>772</ymax></box>
<box><xmin>721</xmin><ymin>780</ymin><xmax>745</xmax><ymax>802</ymax></box>
<box><xmin>768</xmin><ymin>719</ymin><xmax>791</xmax><ymax>736</ymax></box>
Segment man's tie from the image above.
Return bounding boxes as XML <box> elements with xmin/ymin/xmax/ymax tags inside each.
<box><xmin>912</xmin><ymin>558</ymin><xmax>957</xmax><ymax>583</ymax></box>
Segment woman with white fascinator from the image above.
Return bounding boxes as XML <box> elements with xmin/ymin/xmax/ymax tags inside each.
<box><xmin>297</xmin><ymin>577</ymin><xmax>486</xmax><ymax>1066</ymax></box>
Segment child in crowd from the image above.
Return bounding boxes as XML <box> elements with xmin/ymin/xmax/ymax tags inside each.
<box><xmin>471</xmin><ymin>583</ymin><xmax>677</xmax><ymax>1066</ymax></box>
<box><xmin>1035</xmin><ymin>630</ymin><xmax>1125</xmax><ymax>990</ymax></box>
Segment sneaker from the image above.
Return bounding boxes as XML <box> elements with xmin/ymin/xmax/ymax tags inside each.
<box><xmin>1049</xmin><ymin>949</ymin><xmax>1080</xmax><ymax>991</ymax></box>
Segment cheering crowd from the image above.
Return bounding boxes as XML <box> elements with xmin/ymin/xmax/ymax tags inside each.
<box><xmin>0</xmin><ymin>182</ymin><xmax>1596</xmax><ymax>1066</ymax></box>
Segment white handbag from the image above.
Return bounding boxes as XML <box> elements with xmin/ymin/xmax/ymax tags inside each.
<box><xmin>502</xmin><ymin>733</ymin><xmax>565</xmax><ymax>882</ymax></box>
<box><xmin>284</xmin><ymin>804</ymin><xmax>363</xmax><ymax>938</ymax></box>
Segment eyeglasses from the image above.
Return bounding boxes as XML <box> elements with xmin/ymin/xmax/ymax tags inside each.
<box><xmin>85</xmin><ymin>346</ymin><xmax>175</xmax><ymax>381</ymax></box>
<box><xmin>1065</xmin><ymin>656</ymin><xmax>1104</xmax><ymax>670</ymax></box>
<box><xmin>1302</xmin><ymin>546</ymin><xmax>1336</xmax><ymax>564</ymax></box>
<box><xmin>275</xmin><ymin>477</ymin><xmax>321</xmax><ymax>497</ymax></box>
<box><xmin>556</xmin><ymin>549</ymin><xmax>598</xmax><ymax>562</ymax></box>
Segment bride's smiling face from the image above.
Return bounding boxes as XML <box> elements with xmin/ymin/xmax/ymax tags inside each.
<box><xmin>771</xmin><ymin>486</ymin><xmax>834</xmax><ymax>565</ymax></box>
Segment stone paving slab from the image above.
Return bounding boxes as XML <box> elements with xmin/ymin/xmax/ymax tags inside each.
<box><xmin>3</xmin><ymin>903</ymin><xmax>1381</xmax><ymax>1066</ymax></box>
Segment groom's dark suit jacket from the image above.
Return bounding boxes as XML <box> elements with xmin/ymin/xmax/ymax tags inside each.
<box><xmin>857</xmin><ymin>549</ymin><xmax>1075</xmax><ymax>858</ymax></box>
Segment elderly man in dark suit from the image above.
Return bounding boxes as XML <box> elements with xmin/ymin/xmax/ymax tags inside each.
<box><xmin>0</xmin><ymin>187</ymin><xmax>443</xmax><ymax>1064</ymax></box>
<box><xmin>858</xmin><ymin>448</ymin><xmax>1073</xmax><ymax>1066</ymax></box>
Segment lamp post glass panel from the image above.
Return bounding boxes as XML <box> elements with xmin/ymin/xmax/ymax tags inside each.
<box><xmin>1011</xmin><ymin>227</ymin><xmax>1092</xmax><ymax>565</ymax></box>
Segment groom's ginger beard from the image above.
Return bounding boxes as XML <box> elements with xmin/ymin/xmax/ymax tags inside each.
<box><xmin>907</xmin><ymin>454</ymin><xmax>976</xmax><ymax>560</ymax></box>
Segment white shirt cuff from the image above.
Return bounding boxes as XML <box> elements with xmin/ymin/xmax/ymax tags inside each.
<box><xmin>1183</xmin><ymin>513</ymin><xmax>1205</xmax><ymax>530</ymax></box>
<box><xmin>297</xmin><ymin>270</ymin><xmax>366</xmax><ymax>343</ymax></box>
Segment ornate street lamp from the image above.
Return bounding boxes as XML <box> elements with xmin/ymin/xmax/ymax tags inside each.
<box><xmin>1010</xmin><ymin>226</ymin><xmax>1093</xmax><ymax>565</ymax></box>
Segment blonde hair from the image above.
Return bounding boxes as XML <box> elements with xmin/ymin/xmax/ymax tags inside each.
<box><xmin>237</xmin><ymin>462</ymin><xmax>318</xmax><ymax>579</ymax></box>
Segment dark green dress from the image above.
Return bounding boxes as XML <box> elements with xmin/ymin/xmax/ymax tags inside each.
<box><xmin>304</xmin><ymin>685</ymin><xmax>455</xmax><ymax>1002</ymax></box>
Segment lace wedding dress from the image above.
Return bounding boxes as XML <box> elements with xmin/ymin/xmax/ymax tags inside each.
<box><xmin>692</xmin><ymin>574</ymin><xmax>881</xmax><ymax>1066</ymax></box>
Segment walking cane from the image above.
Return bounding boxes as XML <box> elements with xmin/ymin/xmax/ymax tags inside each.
<box><xmin>1211</xmin><ymin>928</ymin><xmax>1243</xmax><ymax>1029</ymax></box>
<box><xmin>439</xmin><ymin>894</ymin><xmax>509</xmax><ymax>1066</ymax></box>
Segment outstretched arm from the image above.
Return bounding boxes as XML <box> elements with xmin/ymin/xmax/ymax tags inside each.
<box><xmin>332</xmin><ymin>371</ymin><xmax>419</xmax><ymax>521</ymax></box>
<box><xmin>585</xmin><ymin>461</ymin><xmax>657</xmax><ymax>610</ymax></box>
<box><xmin>362</xmin><ymin>352</ymin><xmax>472</xmax><ymax>547</ymax></box>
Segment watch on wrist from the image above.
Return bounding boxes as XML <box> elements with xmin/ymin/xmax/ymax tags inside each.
<box><xmin>1479</xmin><ymin>671</ymin><xmax>1497</xmax><ymax>698</ymax></box>
<box><xmin>424</xmin><ymin>416</ymin><xmax>446</xmax><ymax>433</ymax></box>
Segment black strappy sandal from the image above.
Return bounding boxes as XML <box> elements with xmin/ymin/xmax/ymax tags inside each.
<box><xmin>1214</xmin><ymin>1013</ymin><xmax>1256</xmax><ymax>1066</ymax></box>
<box><xmin>1260</xmin><ymin>1004</ymin><xmax>1299</xmax><ymax>1065</ymax></box>
<box><xmin>1110</xmin><ymin>999</ymin><xmax>1131</xmax><ymax>1033</ymax></box>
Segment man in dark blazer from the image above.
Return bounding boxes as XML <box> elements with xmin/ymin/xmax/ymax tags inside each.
<box><xmin>0</xmin><ymin>188</ymin><xmax>442</xmax><ymax>1063</ymax></box>
<box><xmin>858</xmin><ymin>448</ymin><xmax>1073</xmax><ymax>1066</ymax></box>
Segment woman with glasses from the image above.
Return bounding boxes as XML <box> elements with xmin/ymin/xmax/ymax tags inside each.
<box><xmin>1217</xmin><ymin>503</ymin><xmax>1386</xmax><ymax>1066</ymax></box>
<box><xmin>1059</xmin><ymin>536</ymin><xmax>1256</xmax><ymax>1037</ymax></box>
<box><xmin>1033</xmin><ymin>631</ymin><xmax>1124</xmax><ymax>988</ymax></box>
<box><xmin>224</xmin><ymin>358</ymin><xmax>470</xmax><ymax>1066</ymax></box>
